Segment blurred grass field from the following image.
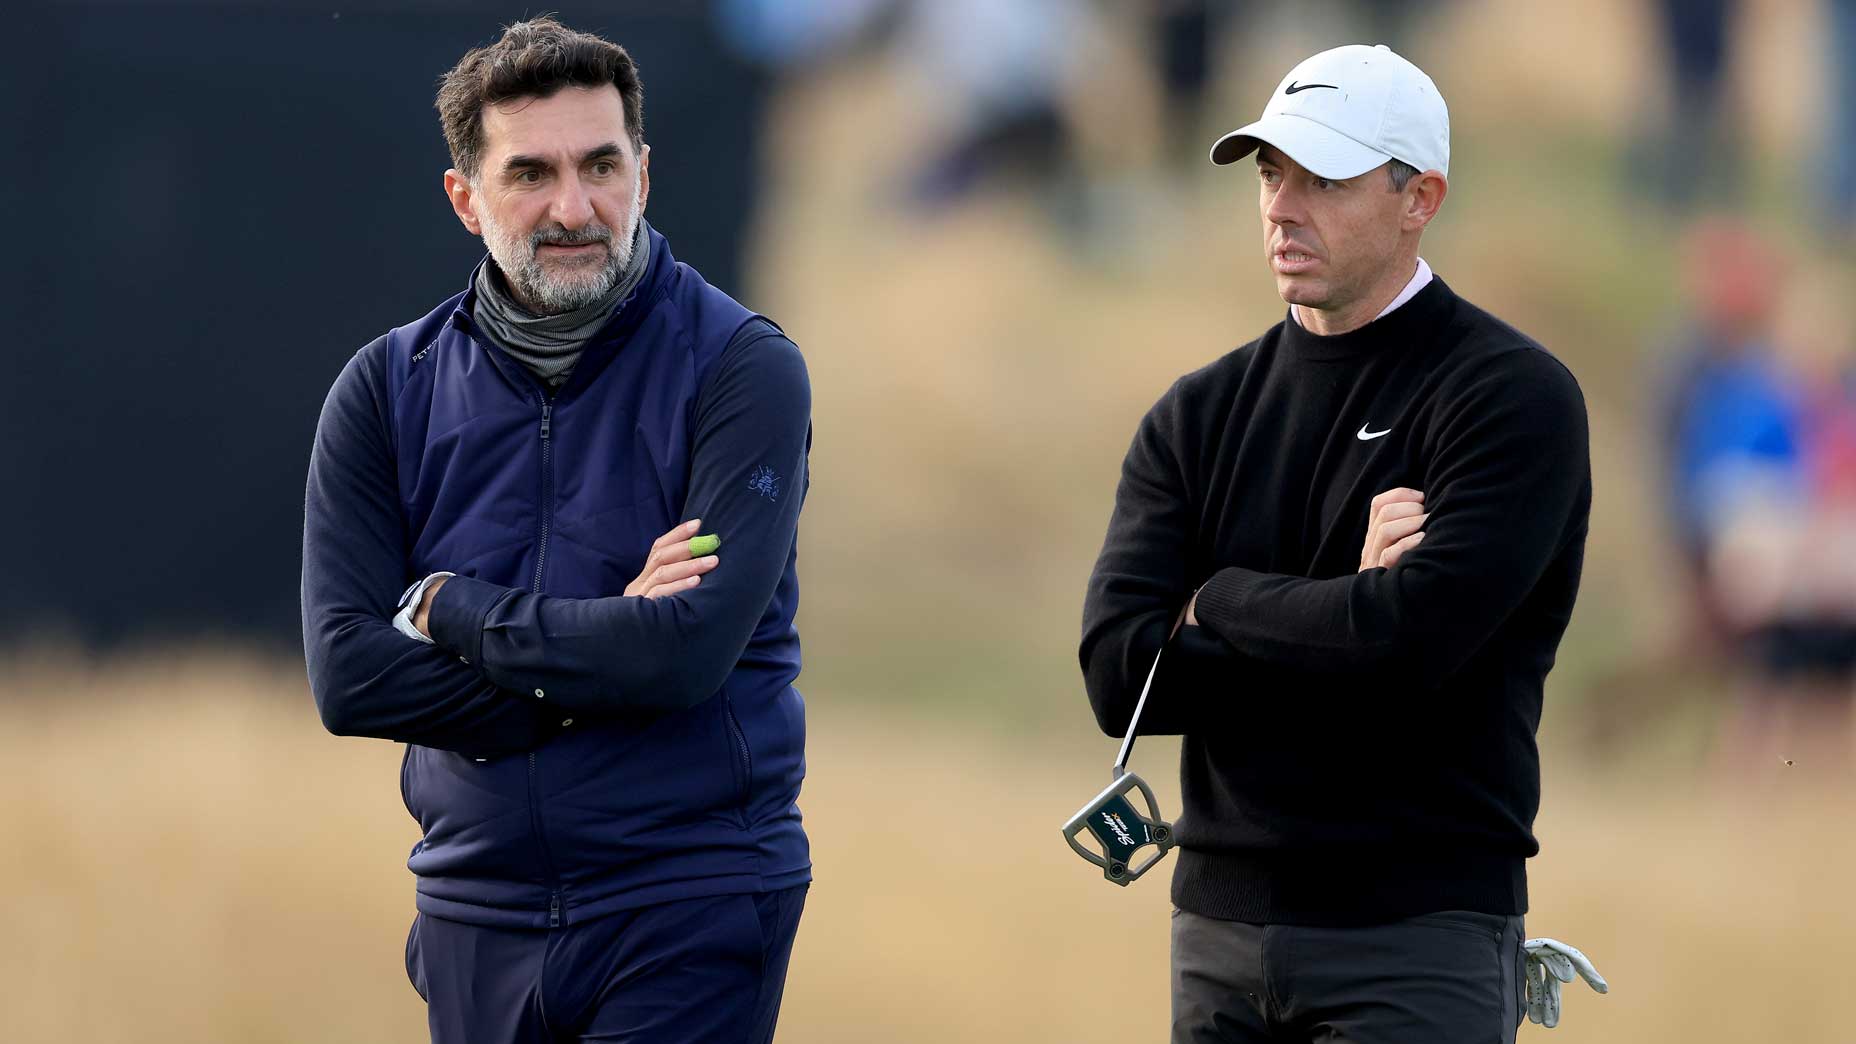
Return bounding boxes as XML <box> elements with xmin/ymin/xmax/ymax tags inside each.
<box><xmin>7</xmin><ymin>1</ymin><xmax>1856</xmax><ymax>1039</ymax></box>
<box><xmin>2</xmin><ymin>653</ymin><xmax>1852</xmax><ymax>1042</ymax></box>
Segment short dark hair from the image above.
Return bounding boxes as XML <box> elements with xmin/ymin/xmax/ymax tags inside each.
<box><xmin>436</xmin><ymin>16</ymin><xmax>645</xmax><ymax>180</ymax></box>
<box><xmin>1386</xmin><ymin>159</ymin><xmax>1420</xmax><ymax>191</ymax></box>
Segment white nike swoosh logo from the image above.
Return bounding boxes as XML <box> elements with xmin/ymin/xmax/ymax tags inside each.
<box><xmin>1356</xmin><ymin>425</ymin><xmax>1391</xmax><ymax>441</ymax></box>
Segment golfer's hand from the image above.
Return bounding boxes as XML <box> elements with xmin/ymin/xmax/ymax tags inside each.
<box><xmin>1359</xmin><ymin>487</ymin><xmax>1427</xmax><ymax>571</ymax></box>
<box><xmin>1523</xmin><ymin>937</ymin><xmax>1608</xmax><ymax>1028</ymax></box>
<box><xmin>626</xmin><ymin>519</ymin><xmax>719</xmax><ymax>599</ymax></box>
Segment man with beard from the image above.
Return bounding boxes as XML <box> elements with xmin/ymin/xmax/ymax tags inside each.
<box><xmin>301</xmin><ymin>18</ymin><xmax>811</xmax><ymax>1044</ymax></box>
<box><xmin>1081</xmin><ymin>45</ymin><xmax>1595</xmax><ymax>1041</ymax></box>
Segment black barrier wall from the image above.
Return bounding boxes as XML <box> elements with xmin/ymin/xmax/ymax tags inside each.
<box><xmin>4</xmin><ymin>2</ymin><xmax>772</xmax><ymax>646</ymax></box>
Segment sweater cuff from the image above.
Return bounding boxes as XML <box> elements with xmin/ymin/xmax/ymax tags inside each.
<box><xmin>427</xmin><ymin>574</ymin><xmax>504</xmax><ymax>665</ymax></box>
<box><xmin>1193</xmin><ymin>567</ymin><xmax>1266</xmax><ymax>643</ymax></box>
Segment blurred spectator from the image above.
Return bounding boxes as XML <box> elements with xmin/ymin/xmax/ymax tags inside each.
<box><xmin>888</xmin><ymin>0</ymin><xmax>1190</xmax><ymax>261</ymax></box>
<box><xmin>718</xmin><ymin>0</ymin><xmax>893</xmax><ymax>67</ymax></box>
<box><xmin>1631</xmin><ymin>0</ymin><xmax>1742</xmax><ymax>213</ymax></box>
<box><xmin>894</xmin><ymin>0</ymin><xmax>1095</xmax><ymax>212</ymax></box>
<box><xmin>1654</xmin><ymin>219</ymin><xmax>1787</xmax><ymax>620</ymax></box>
<box><xmin>1349</xmin><ymin>0</ymin><xmax>1432</xmax><ymax>52</ymax></box>
<box><xmin>1825</xmin><ymin>0</ymin><xmax>1856</xmax><ymax>236</ymax></box>
<box><xmin>885</xmin><ymin>0</ymin><xmax>1446</xmax><ymax>252</ymax></box>
<box><xmin>1655</xmin><ymin>221</ymin><xmax>1856</xmax><ymax>775</ymax></box>
<box><xmin>1150</xmin><ymin>0</ymin><xmax>1234</xmax><ymax>171</ymax></box>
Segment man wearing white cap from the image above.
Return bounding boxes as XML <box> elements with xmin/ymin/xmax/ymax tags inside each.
<box><xmin>1081</xmin><ymin>45</ymin><xmax>1599</xmax><ymax>1041</ymax></box>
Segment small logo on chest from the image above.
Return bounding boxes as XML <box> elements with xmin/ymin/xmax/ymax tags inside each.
<box><xmin>1356</xmin><ymin>424</ymin><xmax>1392</xmax><ymax>441</ymax></box>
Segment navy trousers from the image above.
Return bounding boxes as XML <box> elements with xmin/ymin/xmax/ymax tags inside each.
<box><xmin>405</xmin><ymin>886</ymin><xmax>807</xmax><ymax>1044</ymax></box>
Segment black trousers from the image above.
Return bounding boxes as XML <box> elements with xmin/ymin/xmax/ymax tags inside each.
<box><xmin>1171</xmin><ymin>907</ymin><xmax>1524</xmax><ymax>1044</ymax></box>
<box><xmin>405</xmin><ymin>886</ymin><xmax>807</xmax><ymax>1044</ymax></box>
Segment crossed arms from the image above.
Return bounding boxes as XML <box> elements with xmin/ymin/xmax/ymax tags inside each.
<box><xmin>301</xmin><ymin>327</ymin><xmax>809</xmax><ymax>757</ymax></box>
<box><xmin>1079</xmin><ymin>351</ymin><xmax>1590</xmax><ymax>738</ymax></box>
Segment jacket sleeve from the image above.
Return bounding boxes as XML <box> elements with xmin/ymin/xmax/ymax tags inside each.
<box><xmin>1189</xmin><ymin>350</ymin><xmax>1590</xmax><ymax>688</ymax></box>
<box><xmin>424</xmin><ymin>325</ymin><xmax>811</xmax><ymax>715</ymax></box>
<box><xmin>302</xmin><ymin>344</ymin><xmax>554</xmax><ymax>756</ymax></box>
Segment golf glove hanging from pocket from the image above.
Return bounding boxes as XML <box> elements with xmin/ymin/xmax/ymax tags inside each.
<box><xmin>1523</xmin><ymin>937</ymin><xmax>1609</xmax><ymax>1028</ymax></box>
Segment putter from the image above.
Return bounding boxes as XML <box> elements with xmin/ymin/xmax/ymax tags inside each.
<box><xmin>1062</xmin><ymin>629</ymin><xmax>1176</xmax><ymax>886</ymax></box>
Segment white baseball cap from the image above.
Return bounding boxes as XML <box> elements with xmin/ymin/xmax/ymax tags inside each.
<box><xmin>1210</xmin><ymin>44</ymin><xmax>1449</xmax><ymax>179</ymax></box>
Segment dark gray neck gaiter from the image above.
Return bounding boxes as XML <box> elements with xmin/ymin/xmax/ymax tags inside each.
<box><xmin>471</xmin><ymin>220</ymin><xmax>651</xmax><ymax>388</ymax></box>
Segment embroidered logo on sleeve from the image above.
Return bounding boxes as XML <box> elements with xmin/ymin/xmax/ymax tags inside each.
<box><xmin>748</xmin><ymin>464</ymin><xmax>782</xmax><ymax>501</ymax></box>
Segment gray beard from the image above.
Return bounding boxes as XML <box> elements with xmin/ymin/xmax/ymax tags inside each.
<box><xmin>469</xmin><ymin>218</ymin><xmax>652</xmax><ymax>387</ymax></box>
<box><xmin>479</xmin><ymin>195</ymin><xmax>641</xmax><ymax>315</ymax></box>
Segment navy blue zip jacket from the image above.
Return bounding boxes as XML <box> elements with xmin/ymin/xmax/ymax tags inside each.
<box><xmin>302</xmin><ymin>224</ymin><xmax>811</xmax><ymax>929</ymax></box>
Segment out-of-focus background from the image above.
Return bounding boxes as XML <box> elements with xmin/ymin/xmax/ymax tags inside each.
<box><xmin>6</xmin><ymin>0</ymin><xmax>1855</xmax><ymax>1039</ymax></box>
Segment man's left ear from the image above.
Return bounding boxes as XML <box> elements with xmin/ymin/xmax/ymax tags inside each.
<box><xmin>1405</xmin><ymin>171</ymin><xmax>1448</xmax><ymax>232</ymax></box>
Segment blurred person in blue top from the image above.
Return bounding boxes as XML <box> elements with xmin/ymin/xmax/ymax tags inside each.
<box><xmin>1657</xmin><ymin>224</ymin><xmax>1856</xmax><ymax>774</ymax></box>
<box><xmin>1697</xmin><ymin>269</ymin><xmax>1856</xmax><ymax>774</ymax></box>
<box><xmin>300</xmin><ymin>17</ymin><xmax>811</xmax><ymax>1044</ymax></box>
<box><xmin>1653</xmin><ymin>219</ymin><xmax>1787</xmax><ymax>643</ymax></box>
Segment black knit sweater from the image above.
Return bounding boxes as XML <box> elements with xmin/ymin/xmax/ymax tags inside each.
<box><xmin>1080</xmin><ymin>277</ymin><xmax>1590</xmax><ymax>925</ymax></box>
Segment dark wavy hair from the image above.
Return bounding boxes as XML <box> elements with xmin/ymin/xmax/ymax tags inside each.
<box><xmin>436</xmin><ymin>16</ymin><xmax>645</xmax><ymax>179</ymax></box>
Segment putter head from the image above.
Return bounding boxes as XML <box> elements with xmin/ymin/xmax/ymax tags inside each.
<box><xmin>1061</xmin><ymin>772</ymin><xmax>1175</xmax><ymax>886</ymax></box>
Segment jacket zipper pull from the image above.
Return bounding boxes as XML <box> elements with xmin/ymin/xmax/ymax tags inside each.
<box><xmin>540</xmin><ymin>403</ymin><xmax>552</xmax><ymax>440</ymax></box>
<box><xmin>549</xmin><ymin>893</ymin><xmax>562</xmax><ymax>928</ymax></box>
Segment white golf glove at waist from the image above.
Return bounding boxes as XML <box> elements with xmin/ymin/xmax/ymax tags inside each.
<box><xmin>1523</xmin><ymin>937</ymin><xmax>1608</xmax><ymax>1028</ymax></box>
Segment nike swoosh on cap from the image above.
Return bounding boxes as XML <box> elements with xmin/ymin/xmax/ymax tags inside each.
<box><xmin>1284</xmin><ymin>81</ymin><xmax>1339</xmax><ymax>94</ymax></box>
<box><xmin>1356</xmin><ymin>425</ymin><xmax>1391</xmax><ymax>441</ymax></box>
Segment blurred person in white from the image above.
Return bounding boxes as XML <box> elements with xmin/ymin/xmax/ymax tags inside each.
<box><xmin>1081</xmin><ymin>44</ymin><xmax>1604</xmax><ymax>1042</ymax></box>
<box><xmin>891</xmin><ymin>0</ymin><xmax>1201</xmax><ymax>255</ymax></box>
<box><xmin>1700</xmin><ymin>266</ymin><xmax>1856</xmax><ymax>775</ymax></box>
<box><xmin>894</xmin><ymin>0</ymin><xmax>1092</xmax><ymax>211</ymax></box>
